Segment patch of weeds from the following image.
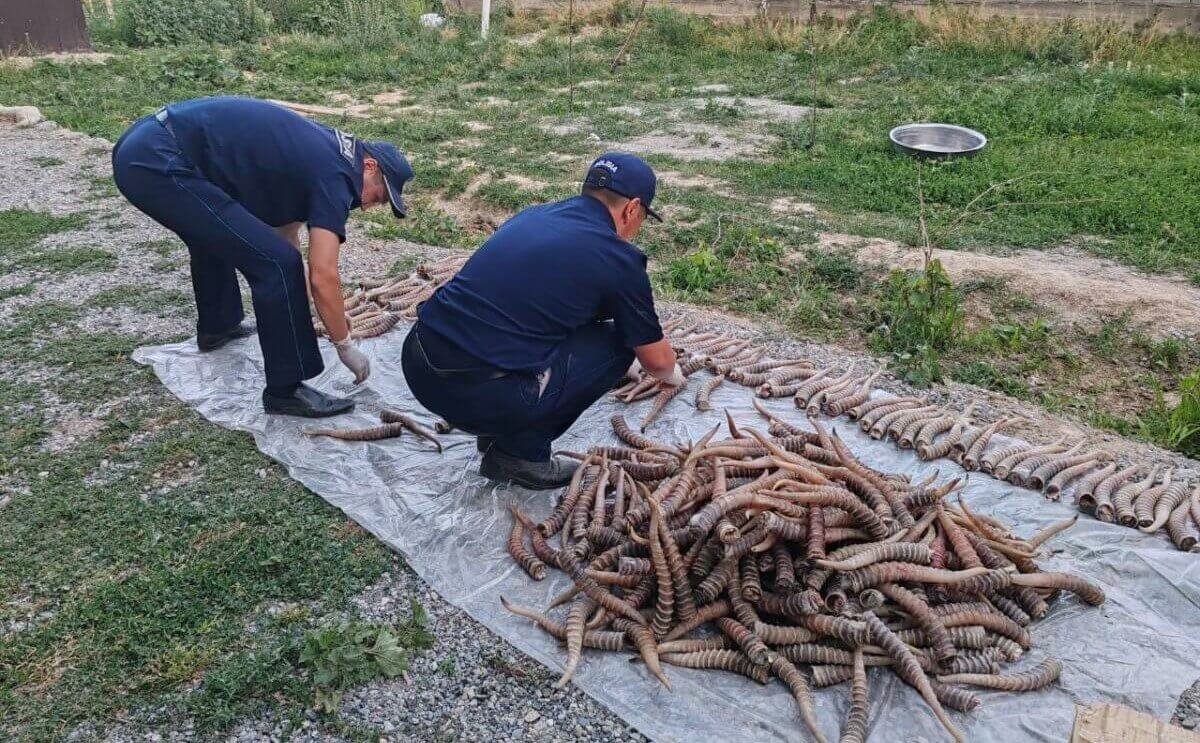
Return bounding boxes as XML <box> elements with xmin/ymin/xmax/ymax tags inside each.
<box><xmin>696</xmin><ymin>98</ymin><xmax>743</xmax><ymax>124</ymax></box>
<box><xmin>1135</xmin><ymin>371</ymin><xmax>1200</xmax><ymax>457</ymax></box>
<box><xmin>473</xmin><ymin>180</ymin><xmax>541</xmax><ymax>212</ymax></box>
<box><xmin>136</xmin><ymin>239</ymin><xmax>181</xmax><ymax>258</ymax></box>
<box><xmin>363</xmin><ymin>203</ymin><xmax>473</xmax><ymax>248</ymax></box>
<box><xmin>1088</xmin><ymin>311</ymin><xmax>1133</xmax><ymax>360</ymax></box>
<box><xmin>437</xmin><ymin>659</ymin><xmax>457</xmax><ymax>677</ymax></box>
<box><xmin>0</xmin><ymin>209</ymin><xmax>89</xmax><ymax>254</ymax></box>
<box><xmin>783</xmin><ymin>280</ymin><xmax>839</xmax><ymax>334</ymax></box>
<box><xmin>88</xmin><ymin>285</ymin><xmax>190</xmax><ymax>312</ymax></box>
<box><xmin>0</xmin><ymin>283</ymin><xmax>35</xmax><ymax>302</ymax></box>
<box><xmin>150</xmin><ymin>257</ymin><xmax>182</xmax><ymax>273</ymax></box>
<box><xmin>298</xmin><ymin>603</ymin><xmax>432</xmax><ymax>713</ymax></box>
<box><xmin>32</xmin><ymin>156</ymin><xmax>65</xmax><ymax>168</ymax></box>
<box><xmin>802</xmin><ymin>248</ymin><xmax>862</xmax><ymax>291</ymax></box>
<box><xmin>952</xmin><ymin>360</ymin><xmax>1031</xmax><ymax>399</ymax></box>
<box><xmin>666</xmin><ymin>246</ymin><xmax>728</xmax><ymax>294</ymax></box>
<box><xmin>866</xmin><ymin>258</ymin><xmax>963</xmax><ymax>386</ymax></box>
<box><xmin>387</xmin><ymin>255</ymin><xmax>421</xmax><ymax>276</ymax></box>
<box><xmin>1089</xmin><ymin>409</ymin><xmax>1134</xmax><ymax>437</ymax></box>
<box><xmin>1134</xmin><ymin>335</ymin><xmax>1188</xmax><ymax>373</ymax></box>
<box><xmin>647</xmin><ymin>7</ymin><xmax>709</xmax><ymax>48</ymax></box>
<box><xmin>86</xmin><ymin>175</ymin><xmax>121</xmax><ymax>201</ymax></box>
<box><xmin>19</xmin><ymin>247</ymin><xmax>118</xmax><ymax>275</ymax></box>
<box><xmin>970</xmin><ymin>318</ymin><xmax>1052</xmax><ymax>354</ymax></box>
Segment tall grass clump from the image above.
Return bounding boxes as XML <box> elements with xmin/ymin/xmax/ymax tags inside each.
<box><xmin>1138</xmin><ymin>371</ymin><xmax>1200</xmax><ymax>457</ymax></box>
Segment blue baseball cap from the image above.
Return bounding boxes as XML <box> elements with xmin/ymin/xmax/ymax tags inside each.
<box><xmin>583</xmin><ymin>152</ymin><xmax>663</xmax><ymax>222</ymax></box>
<box><xmin>362</xmin><ymin>140</ymin><xmax>413</xmax><ymax>219</ymax></box>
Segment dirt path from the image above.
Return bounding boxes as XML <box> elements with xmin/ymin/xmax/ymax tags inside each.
<box><xmin>831</xmin><ymin>233</ymin><xmax>1200</xmax><ymax>340</ymax></box>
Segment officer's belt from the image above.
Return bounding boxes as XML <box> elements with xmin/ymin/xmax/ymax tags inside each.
<box><xmin>411</xmin><ymin>325</ymin><xmax>510</xmax><ymax>383</ymax></box>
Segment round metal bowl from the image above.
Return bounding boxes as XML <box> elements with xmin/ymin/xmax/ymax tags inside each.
<box><xmin>889</xmin><ymin>123</ymin><xmax>987</xmax><ymax>160</ymax></box>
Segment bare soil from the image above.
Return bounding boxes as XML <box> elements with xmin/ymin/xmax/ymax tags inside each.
<box><xmin>685</xmin><ymin>96</ymin><xmax>814</xmax><ymax>123</ymax></box>
<box><xmin>829</xmin><ymin>233</ymin><xmax>1200</xmax><ymax>339</ymax></box>
<box><xmin>617</xmin><ymin>122</ymin><xmax>774</xmax><ymax>161</ymax></box>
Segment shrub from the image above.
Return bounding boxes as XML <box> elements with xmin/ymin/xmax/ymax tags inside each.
<box><xmin>261</xmin><ymin>0</ymin><xmax>430</xmax><ymax>40</ymax></box>
<box><xmin>648</xmin><ymin>7</ymin><xmax>707</xmax><ymax>48</ymax></box>
<box><xmin>116</xmin><ymin>0</ymin><xmax>271</xmax><ymax>47</ymax></box>
<box><xmin>868</xmin><ymin>257</ymin><xmax>963</xmax><ymax>386</ymax></box>
<box><xmin>667</xmin><ymin>246</ymin><xmax>728</xmax><ymax>294</ymax></box>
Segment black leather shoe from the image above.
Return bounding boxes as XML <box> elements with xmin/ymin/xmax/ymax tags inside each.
<box><xmin>477</xmin><ymin>436</ymin><xmax>495</xmax><ymax>453</ymax></box>
<box><xmin>198</xmin><ymin>322</ymin><xmax>256</xmax><ymax>352</ymax></box>
<box><xmin>262</xmin><ymin>383</ymin><xmax>354</xmax><ymax>418</ymax></box>
<box><xmin>479</xmin><ymin>448</ymin><xmax>579</xmax><ymax>490</ymax></box>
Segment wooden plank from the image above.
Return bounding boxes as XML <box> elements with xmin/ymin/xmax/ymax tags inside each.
<box><xmin>0</xmin><ymin>0</ymin><xmax>92</xmax><ymax>55</ymax></box>
<box><xmin>1072</xmin><ymin>704</ymin><xmax>1200</xmax><ymax>743</ymax></box>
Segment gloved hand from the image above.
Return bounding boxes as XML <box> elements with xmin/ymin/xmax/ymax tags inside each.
<box><xmin>333</xmin><ymin>337</ymin><xmax>370</xmax><ymax>384</ymax></box>
<box><xmin>658</xmin><ymin>362</ymin><xmax>687</xmax><ymax>388</ymax></box>
<box><xmin>626</xmin><ymin>359</ymin><xmax>643</xmax><ymax>381</ymax></box>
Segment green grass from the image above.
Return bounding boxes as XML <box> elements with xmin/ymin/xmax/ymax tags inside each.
<box><xmin>18</xmin><ymin>246</ymin><xmax>118</xmax><ymax>274</ymax></box>
<box><xmin>0</xmin><ymin>283</ymin><xmax>35</xmax><ymax>301</ymax></box>
<box><xmin>88</xmin><ymin>284</ymin><xmax>191</xmax><ymax>312</ymax></box>
<box><xmin>0</xmin><ymin>210</ymin><xmax>89</xmax><ymax>253</ymax></box>
<box><xmin>0</xmin><ymin>306</ymin><xmax>400</xmax><ymax>739</ymax></box>
<box><xmin>0</xmin><ymin>239</ymin><xmax>400</xmax><ymax>740</ymax></box>
<box><xmin>32</xmin><ymin>156</ymin><xmax>65</xmax><ymax>167</ymax></box>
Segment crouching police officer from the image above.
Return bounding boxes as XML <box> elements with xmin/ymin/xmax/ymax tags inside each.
<box><xmin>112</xmin><ymin>96</ymin><xmax>413</xmax><ymax>417</ymax></box>
<box><xmin>401</xmin><ymin>153</ymin><xmax>684</xmax><ymax>489</ymax></box>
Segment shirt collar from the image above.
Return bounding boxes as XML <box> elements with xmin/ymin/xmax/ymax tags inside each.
<box><xmin>351</xmin><ymin>142</ymin><xmax>365</xmax><ymax>209</ymax></box>
<box><xmin>576</xmin><ymin>194</ymin><xmax>617</xmax><ymax>233</ymax></box>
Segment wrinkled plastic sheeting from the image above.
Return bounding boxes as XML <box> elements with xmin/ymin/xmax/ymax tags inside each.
<box><xmin>134</xmin><ymin>325</ymin><xmax>1200</xmax><ymax>743</ymax></box>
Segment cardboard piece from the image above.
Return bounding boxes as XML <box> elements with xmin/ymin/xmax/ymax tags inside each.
<box><xmin>1072</xmin><ymin>704</ymin><xmax>1200</xmax><ymax>743</ymax></box>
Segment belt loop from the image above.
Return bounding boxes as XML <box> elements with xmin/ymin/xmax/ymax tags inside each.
<box><xmin>155</xmin><ymin>108</ymin><xmax>177</xmax><ymax>140</ymax></box>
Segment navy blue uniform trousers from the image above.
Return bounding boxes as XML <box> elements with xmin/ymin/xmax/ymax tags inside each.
<box><xmin>112</xmin><ymin>116</ymin><xmax>323</xmax><ymax>388</ymax></box>
<box><xmin>402</xmin><ymin>321</ymin><xmax>635</xmax><ymax>462</ymax></box>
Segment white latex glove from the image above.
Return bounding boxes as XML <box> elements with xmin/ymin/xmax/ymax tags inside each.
<box><xmin>333</xmin><ymin>337</ymin><xmax>370</xmax><ymax>384</ymax></box>
<box><xmin>626</xmin><ymin>359</ymin><xmax>643</xmax><ymax>381</ymax></box>
<box><xmin>656</xmin><ymin>362</ymin><xmax>687</xmax><ymax>388</ymax></box>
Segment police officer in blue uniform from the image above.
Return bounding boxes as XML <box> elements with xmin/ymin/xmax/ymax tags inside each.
<box><xmin>402</xmin><ymin>153</ymin><xmax>684</xmax><ymax>489</ymax></box>
<box><xmin>112</xmin><ymin>96</ymin><xmax>413</xmax><ymax>417</ymax></box>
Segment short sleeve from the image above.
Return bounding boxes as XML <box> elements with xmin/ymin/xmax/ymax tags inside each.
<box><xmin>607</xmin><ymin>252</ymin><xmax>663</xmax><ymax>349</ymax></box>
<box><xmin>306</xmin><ymin>176</ymin><xmax>357</xmax><ymax>243</ymax></box>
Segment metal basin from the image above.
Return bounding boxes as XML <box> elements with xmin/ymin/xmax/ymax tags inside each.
<box><xmin>889</xmin><ymin>123</ymin><xmax>987</xmax><ymax>159</ymax></box>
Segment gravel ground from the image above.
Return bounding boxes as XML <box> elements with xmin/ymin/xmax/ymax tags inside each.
<box><xmin>3</xmin><ymin>112</ymin><xmax>1198</xmax><ymax>739</ymax></box>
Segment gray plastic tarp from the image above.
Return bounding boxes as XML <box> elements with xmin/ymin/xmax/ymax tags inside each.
<box><xmin>133</xmin><ymin>325</ymin><xmax>1200</xmax><ymax>742</ymax></box>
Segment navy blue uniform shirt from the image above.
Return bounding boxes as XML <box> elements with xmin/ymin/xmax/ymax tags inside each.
<box><xmin>418</xmin><ymin>195</ymin><xmax>663</xmax><ymax>372</ymax></box>
<box><xmin>165</xmin><ymin>96</ymin><xmax>363</xmax><ymax>241</ymax></box>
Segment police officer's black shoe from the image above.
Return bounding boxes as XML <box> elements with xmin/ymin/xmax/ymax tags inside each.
<box><xmin>262</xmin><ymin>383</ymin><xmax>354</xmax><ymax>418</ymax></box>
<box><xmin>198</xmin><ymin>323</ymin><xmax>256</xmax><ymax>352</ymax></box>
<box><xmin>479</xmin><ymin>448</ymin><xmax>579</xmax><ymax>490</ymax></box>
<box><xmin>477</xmin><ymin>436</ymin><xmax>495</xmax><ymax>453</ymax></box>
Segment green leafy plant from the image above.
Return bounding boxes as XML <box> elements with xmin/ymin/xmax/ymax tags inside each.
<box><xmin>868</xmin><ymin>257</ymin><xmax>963</xmax><ymax>386</ymax></box>
<box><xmin>297</xmin><ymin>604</ymin><xmax>432</xmax><ymax>713</ymax></box>
<box><xmin>116</xmin><ymin>0</ymin><xmax>271</xmax><ymax>47</ymax></box>
<box><xmin>666</xmin><ymin>246</ymin><xmax>728</xmax><ymax>294</ymax></box>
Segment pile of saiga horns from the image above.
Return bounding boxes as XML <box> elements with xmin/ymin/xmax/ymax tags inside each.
<box><xmin>315</xmin><ymin>252</ymin><xmax>470</xmax><ymax>340</ymax></box>
<box><xmin>613</xmin><ymin>316</ymin><xmax>1200</xmax><ymax>552</ymax></box>
<box><xmin>503</xmin><ymin>411</ymin><xmax>1101</xmax><ymax>742</ymax></box>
